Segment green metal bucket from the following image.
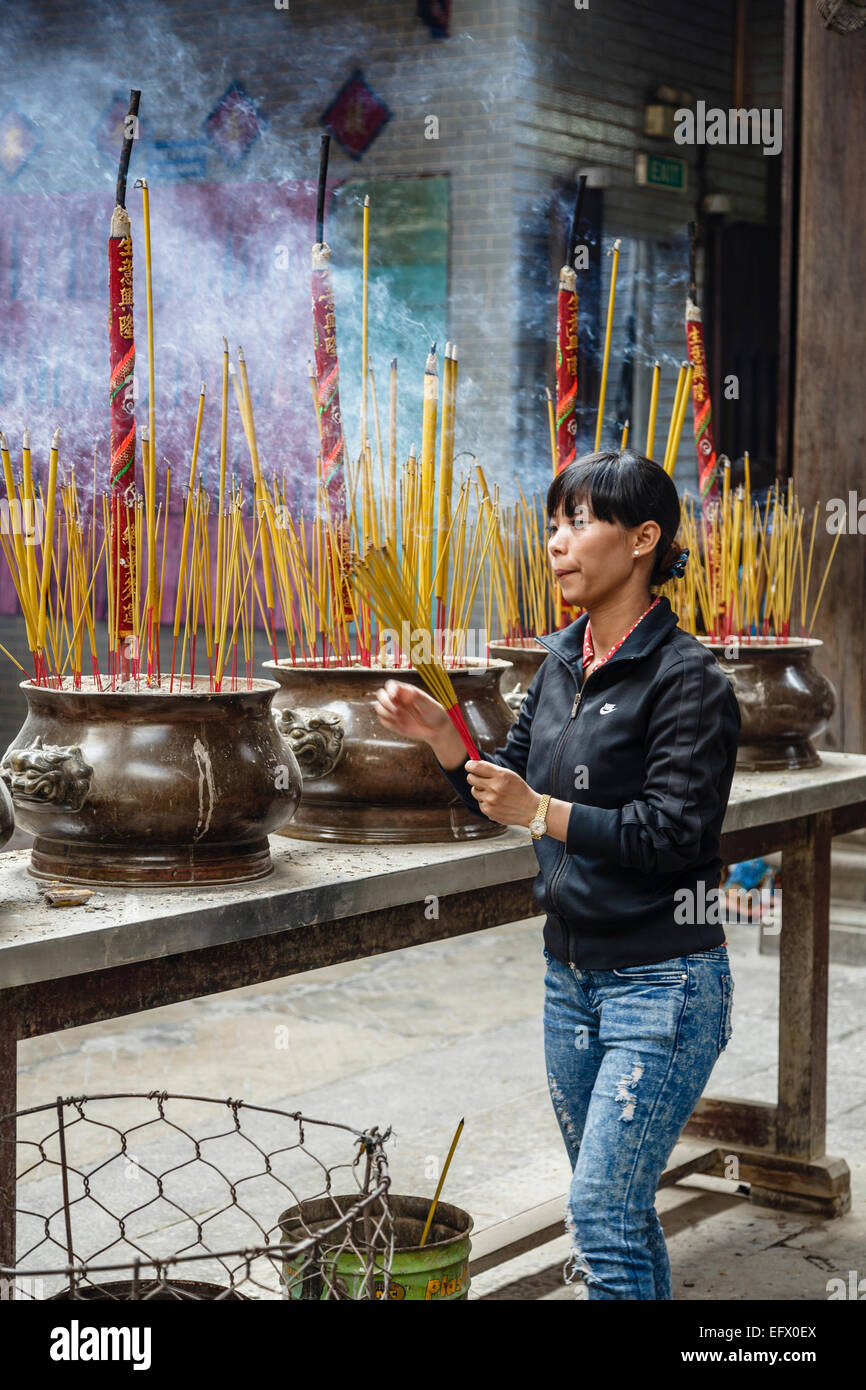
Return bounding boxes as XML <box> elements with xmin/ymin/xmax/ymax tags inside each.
<box><xmin>278</xmin><ymin>1193</ymin><xmax>473</xmax><ymax>1301</ymax></box>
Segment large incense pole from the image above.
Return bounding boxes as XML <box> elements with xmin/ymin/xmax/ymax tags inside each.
<box><xmin>684</xmin><ymin>221</ymin><xmax>720</xmax><ymax>636</ymax></box>
<box><xmin>555</xmin><ymin>175</ymin><xmax>585</xmax><ymax>473</ymax></box>
<box><xmin>108</xmin><ymin>89</ymin><xmax>141</xmax><ymax>679</ymax></box>
<box><xmin>686</xmin><ymin>221</ymin><xmax>719</xmax><ymax>503</ymax></box>
<box><xmin>311</xmin><ymin>133</ymin><xmax>352</xmax><ymax>646</ymax></box>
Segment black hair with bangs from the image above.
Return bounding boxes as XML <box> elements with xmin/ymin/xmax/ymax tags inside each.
<box><xmin>547</xmin><ymin>449</ymin><xmax>683</xmax><ymax>586</ymax></box>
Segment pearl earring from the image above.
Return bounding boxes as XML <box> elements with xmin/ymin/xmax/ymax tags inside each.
<box><xmin>633</xmin><ymin>548</ymin><xmax>639</xmax><ymax>556</ymax></box>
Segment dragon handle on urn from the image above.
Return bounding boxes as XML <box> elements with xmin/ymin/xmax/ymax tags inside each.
<box><xmin>273</xmin><ymin>707</ymin><xmax>345</xmax><ymax>780</ymax></box>
<box><xmin>505</xmin><ymin>685</ymin><xmax>527</xmax><ymax>719</ymax></box>
<box><xmin>1</xmin><ymin>736</ymin><xmax>93</xmax><ymax>811</ymax></box>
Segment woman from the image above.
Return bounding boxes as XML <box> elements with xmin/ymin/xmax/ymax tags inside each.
<box><xmin>373</xmin><ymin>449</ymin><xmax>740</xmax><ymax>1300</ymax></box>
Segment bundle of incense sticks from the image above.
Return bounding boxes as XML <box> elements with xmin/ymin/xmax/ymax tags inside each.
<box><xmin>351</xmin><ymin>540</ymin><xmax>482</xmax><ymax>760</ymax></box>
<box><xmin>664</xmin><ymin>459</ymin><xmax>840</xmax><ymax>642</ymax></box>
<box><xmin>0</xmin><ymin>321</ymin><xmax>501</xmax><ymax>690</ymax></box>
<box><xmin>488</xmin><ymin>485</ymin><xmax>561</xmax><ymax>643</ymax></box>
<box><xmin>288</xmin><ymin>318</ymin><xmax>506</xmax><ymax>671</ymax></box>
<box><xmin>0</xmin><ymin>426</ymin><xmax>104</xmax><ymax>686</ymax></box>
<box><xmin>0</xmin><ymin>386</ymin><xmax>264</xmax><ymax>692</ymax></box>
<box><xmin>268</xmin><ymin>430</ymin><xmax>499</xmax><ymax>670</ymax></box>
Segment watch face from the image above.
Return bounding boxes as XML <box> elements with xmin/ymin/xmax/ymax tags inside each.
<box><xmin>529</xmin><ymin>817</ymin><xmax>545</xmax><ymax>836</ymax></box>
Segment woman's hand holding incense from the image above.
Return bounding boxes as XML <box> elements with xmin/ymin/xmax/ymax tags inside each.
<box><xmin>465</xmin><ymin>761</ymin><xmax>573</xmax><ymax>838</ymax></box>
<box><xmin>373</xmin><ymin>679</ymin><xmax>467</xmax><ymax>769</ymax></box>
<box><xmin>465</xmin><ymin>760</ymin><xmax>539</xmax><ymax>826</ymax></box>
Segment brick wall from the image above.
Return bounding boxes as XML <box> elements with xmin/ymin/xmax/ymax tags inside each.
<box><xmin>510</xmin><ymin>0</ymin><xmax>781</xmax><ymax>493</ymax></box>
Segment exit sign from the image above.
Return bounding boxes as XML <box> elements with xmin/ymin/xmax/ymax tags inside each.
<box><xmin>635</xmin><ymin>153</ymin><xmax>688</xmax><ymax>191</ymax></box>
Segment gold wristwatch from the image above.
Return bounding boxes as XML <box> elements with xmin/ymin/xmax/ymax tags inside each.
<box><xmin>528</xmin><ymin>793</ymin><xmax>551</xmax><ymax>840</ymax></box>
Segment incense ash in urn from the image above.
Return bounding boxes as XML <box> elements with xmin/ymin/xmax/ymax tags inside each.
<box><xmin>264</xmin><ymin>659</ymin><xmax>514</xmax><ymax>844</ymax></box>
<box><xmin>0</xmin><ymin>678</ymin><xmax>302</xmax><ymax>885</ymax></box>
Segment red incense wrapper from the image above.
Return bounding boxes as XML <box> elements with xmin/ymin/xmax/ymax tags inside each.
<box><xmin>555</xmin><ymin>266</ymin><xmax>578</xmax><ymax>474</ymax></box>
<box><xmin>108</xmin><ymin>204</ymin><xmax>137</xmax><ymax>647</ymax></box>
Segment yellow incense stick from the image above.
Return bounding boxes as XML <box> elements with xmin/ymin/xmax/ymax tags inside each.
<box><xmin>663</xmin><ymin>362</ymin><xmax>688</xmax><ymax>476</ymax></box>
<box><xmin>360</xmin><ymin>194</ymin><xmax>370</xmax><ymax>445</ymax></box>
<box><xmin>137</xmin><ymin>180</ymin><xmax>157</xmax><ymax>475</ymax></box>
<box><xmin>136</xmin><ymin>180</ymin><xmax>158</xmax><ymax>658</ymax></box>
<box><xmin>545</xmin><ymin>387</ymin><xmax>557</xmax><ymax>474</ymax></box>
<box><xmin>21</xmin><ymin>428</ymin><xmax>38</xmax><ymax>616</ymax></box>
<box><xmin>808</xmin><ymin>529</ymin><xmax>842</xmax><ymax>634</ymax></box>
<box><xmin>645</xmin><ymin>360</ymin><xmax>660</xmax><ymax>458</ymax></box>
<box><xmin>0</xmin><ymin>640</ymin><xmax>27</xmax><ymax>674</ymax></box>
<box><xmin>172</xmin><ymin>384</ymin><xmax>206</xmax><ymax>647</ymax></box>
<box><xmin>36</xmin><ymin>429</ymin><xmax>60</xmax><ymax>654</ymax></box>
<box><xmin>215</xmin><ymin>339</ymin><xmax>229</xmax><ymax>644</ymax></box>
<box><xmin>594</xmin><ymin>238</ymin><xmax>621</xmax><ymax>450</ymax></box>
<box><xmin>419</xmin><ymin>1118</ymin><xmax>465</xmax><ymax>1248</ymax></box>
<box><xmin>388</xmin><ymin>357</ymin><xmax>398</xmax><ymax>541</ymax></box>
<box><xmin>665</xmin><ymin>363</ymin><xmax>694</xmax><ymax>478</ymax></box>
<box><xmin>435</xmin><ymin>344</ymin><xmax>456</xmax><ymax>606</ymax></box>
<box><xmin>419</xmin><ymin>344</ymin><xmax>438</xmax><ymax>605</ymax></box>
<box><xmin>0</xmin><ymin>432</ymin><xmax>35</xmax><ymax>644</ymax></box>
<box><xmin>368</xmin><ymin>357</ymin><xmax>386</xmax><ymax>501</ymax></box>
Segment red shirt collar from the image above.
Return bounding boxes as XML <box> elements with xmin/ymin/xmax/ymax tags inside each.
<box><xmin>582</xmin><ymin>596</ymin><xmax>662</xmax><ymax>671</ymax></box>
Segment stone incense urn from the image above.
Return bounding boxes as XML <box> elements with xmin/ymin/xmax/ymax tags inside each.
<box><xmin>487</xmin><ymin>640</ymin><xmax>547</xmax><ymax>719</ymax></box>
<box><xmin>262</xmin><ymin>658</ymin><xmax>514</xmax><ymax>843</ymax></box>
<box><xmin>0</xmin><ymin>678</ymin><xmax>302</xmax><ymax>885</ymax></box>
<box><xmin>698</xmin><ymin>636</ymin><xmax>836</xmax><ymax>772</ymax></box>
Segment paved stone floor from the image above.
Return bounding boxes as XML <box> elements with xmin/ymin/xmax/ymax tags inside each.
<box><xmin>13</xmin><ymin>913</ymin><xmax>866</xmax><ymax>1300</ymax></box>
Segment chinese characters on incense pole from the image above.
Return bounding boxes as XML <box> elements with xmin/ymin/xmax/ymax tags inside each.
<box><xmin>552</xmin><ymin>176</ymin><xmax>586</xmax><ymax>627</ymax></box>
<box><xmin>686</xmin><ymin>220</ymin><xmax>719</xmax><ymax>505</ymax></box>
<box><xmin>554</xmin><ymin>174</ymin><xmax>585</xmax><ymax>477</ymax></box>
<box><xmin>108</xmin><ymin>88</ymin><xmax>141</xmax><ymax>681</ymax></box>
<box><xmin>311</xmin><ymin>132</ymin><xmax>352</xmax><ymax>660</ymax></box>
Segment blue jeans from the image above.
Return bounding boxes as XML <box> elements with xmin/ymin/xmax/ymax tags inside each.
<box><xmin>543</xmin><ymin>943</ymin><xmax>734</xmax><ymax>1300</ymax></box>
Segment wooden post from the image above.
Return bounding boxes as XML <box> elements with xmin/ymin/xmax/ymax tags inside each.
<box><xmin>789</xmin><ymin>2</ymin><xmax>866</xmax><ymax>751</ymax></box>
<box><xmin>776</xmin><ymin>811</ymin><xmax>831</xmax><ymax>1158</ymax></box>
<box><xmin>0</xmin><ymin>1008</ymin><xmax>16</xmax><ymax>1277</ymax></box>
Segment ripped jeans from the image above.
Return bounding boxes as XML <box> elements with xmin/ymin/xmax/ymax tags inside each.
<box><xmin>543</xmin><ymin>944</ymin><xmax>734</xmax><ymax>1300</ymax></box>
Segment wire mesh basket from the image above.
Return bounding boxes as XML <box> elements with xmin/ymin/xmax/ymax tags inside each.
<box><xmin>0</xmin><ymin>1091</ymin><xmax>394</xmax><ymax>1301</ymax></box>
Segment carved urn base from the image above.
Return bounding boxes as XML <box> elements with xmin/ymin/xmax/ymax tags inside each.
<box><xmin>487</xmin><ymin>640</ymin><xmax>547</xmax><ymax>718</ymax></box>
<box><xmin>1</xmin><ymin>678</ymin><xmax>302</xmax><ymax>885</ymax></box>
<box><xmin>698</xmin><ymin>637</ymin><xmax>836</xmax><ymax>772</ymax></box>
<box><xmin>263</xmin><ymin>658</ymin><xmax>515</xmax><ymax>844</ymax></box>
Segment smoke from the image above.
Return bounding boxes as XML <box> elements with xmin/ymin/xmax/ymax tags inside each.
<box><xmin>0</xmin><ymin>0</ymin><xmax>455</xmax><ymax>515</ymax></box>
<box><xmin>0</xmin><ymin>0</ymin><xmax>707</xmax><ymax>530</ymax></box>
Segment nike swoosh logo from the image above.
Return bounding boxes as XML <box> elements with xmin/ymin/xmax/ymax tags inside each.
<box><xmin>599</xmin><ymin>703</ymin><xmax>616</xmax><ymax>714</ymax></box>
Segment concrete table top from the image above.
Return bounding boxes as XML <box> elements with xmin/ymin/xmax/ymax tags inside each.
<box><xmin>1</xmin><ymin>751</ymin><xmax>864</xmax><ymax>990</ymax></box>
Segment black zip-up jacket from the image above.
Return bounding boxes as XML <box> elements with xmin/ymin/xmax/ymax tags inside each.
<box><xmin>438</xmin><ymin>596</ymin><xmax>741</xmax><ymax>969</ymax></box>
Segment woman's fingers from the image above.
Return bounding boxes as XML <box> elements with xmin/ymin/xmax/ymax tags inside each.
<box><xmin>385</xmin><ymin>678</ymin><xmax>413</xmax><ymax>703</ymax></box>
<box><xmin>374</xmin><ymin>680</ymin><xmax>449</xmax><ymax>742</ymax></box>
<box><xmin>375</xmin><ymin>686</ymin><xmax>399</xmax><ymax>716</ymax></box>
<box><xmin>466</xmin><ymin>759</ymin><xmax>495</xmax><ymax>780</ymax></box>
